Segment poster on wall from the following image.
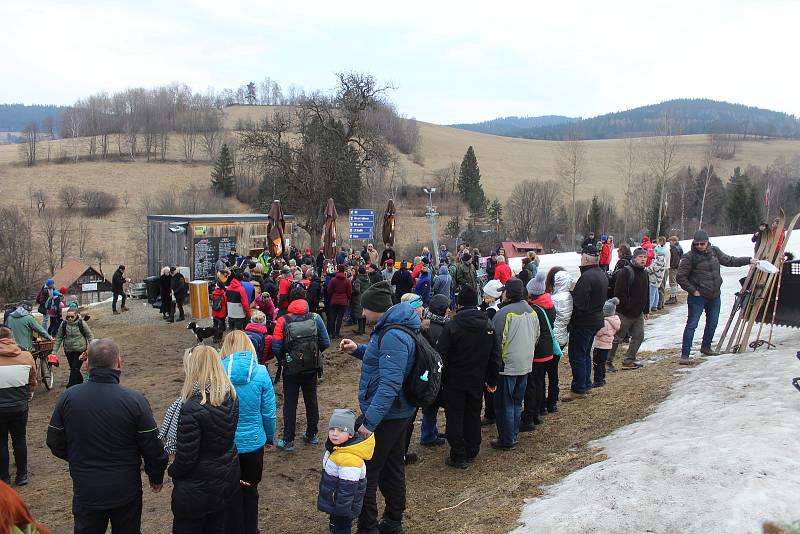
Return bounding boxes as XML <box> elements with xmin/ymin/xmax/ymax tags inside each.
<box><xmin>193</xmin><ymin>236</ymin><xmax>237</xmax><ymax>280</ymax></box>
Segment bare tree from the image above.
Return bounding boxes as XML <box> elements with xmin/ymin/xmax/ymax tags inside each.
<box><xmin>58</xmin><ymin>213</ymin><xmax>72</xmax><ymax>269</ymax></box>
<box><xmin>617</xmin><ymin>137</ymin><xmax>640</xmax><ymax>241</ymax></box>
<box><xmin>90</xmin><ymin>249</ymin><xmax>108</xmax><ymax>275</ymax></box>
<box><xmin>556</xmin><ymin>136</ymin><xmax>587</xmax><ymax>250</ymax></box>
<box><xmin>58</xmin><ymin>186</ymin><xmax>81</xmax><ymax>210</ymax></box>
<box><xmin>0</xmin><ymin>207</ymin><xmax>40</xmax><ymax>301</ymax></box>
<box><xmin>33</xmin><ymin>190</ymin><xmax>48</xmax><ymax>216</ymax></box>
<box><xmin>19</xmin><ymin>122</ymin><xmax>39</xmax><ymax>166</ymax></box>
<box><xmin>78</xmin><ymin>219</ymin><xmax>90</xmax><ymax>259</ymax></box>
<box><xmin>673</xmin><ymin>166</ymin><xmax>692</xmax><ymax>238</ymax></box>
<box><xmin>40</xmin><ymin>210</ymin><xmax>58</xmax><ymax>275</ymax></box>
<box><xmin>697</xmin><ymin>135</ymin><xmax>718</xmax><ymax>229</ymax></box>
<box><xmin>63</xmin><ymin>107</ymin><xmax>83</xmax><ymax>163</ymax></box>
<box><xmin>647</xmin><ymin>114</ymin><xmax>680</xmax><ymax>236</ymax></box>
<box><xmin>199</xmin><ymin>105</ymin><xmax>224</xmax><ymax>160</ymax></box>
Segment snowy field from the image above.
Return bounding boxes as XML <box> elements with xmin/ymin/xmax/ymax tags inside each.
<box><xmin>513</xmin><ymin>232</ymin><xmax>800</xmax><ymax>534</ymax></box>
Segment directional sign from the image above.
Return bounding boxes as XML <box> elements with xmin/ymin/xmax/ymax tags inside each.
<box><xmin>349</xmin><ymin>209</ymin><xmax>374</xmax><ymax>240</ymax></box>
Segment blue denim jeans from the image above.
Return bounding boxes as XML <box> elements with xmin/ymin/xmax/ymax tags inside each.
<box><xmin>682</xmin><ymin>294</ymin><xmax>721</xmax><ymax>355</ymax></box>
<box><xmin>649</xmin><ymin>285</ymin><xmax>659</xmax><ymax>310</ymax></box>
<box><xmin>568</xmin><ymin>327</ymin><xmax>596</xmax><ymax>394</ymax></box>
<box><xmin>419</xmin><ymin>405</ymin><xmax>440</xmax><ymax>444</ymax></box>
<box><xmin>494</xmin><ymin>375</ymin><xmax>527</xmax><ymax>446</ymax></box>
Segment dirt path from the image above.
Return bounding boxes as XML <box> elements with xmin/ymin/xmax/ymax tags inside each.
<box><xmin>16</xmin><ymin>303</ymin><xmax>683</xmax><ymax>533</ymax></box>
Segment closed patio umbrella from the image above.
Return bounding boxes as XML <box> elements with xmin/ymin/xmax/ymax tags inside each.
<box><xmin>266</xmin><ymin>199</ymin><xmax>286</xmax><ymax>258</ymax></box>
<box><xmin>382</xmin><ymin>199</ymin><xmax>396</xmax><ymax>247</ymax></box>
<box><xmin>322</xmin><ymin>198</ymin><xmax>337</xmax><ymax>260</ymax></box>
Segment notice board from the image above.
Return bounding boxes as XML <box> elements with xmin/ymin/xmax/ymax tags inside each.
<box><xmin>193</xmin><ymin>236</ymin><xmax>237</xmax><ymax>280</ymax></box>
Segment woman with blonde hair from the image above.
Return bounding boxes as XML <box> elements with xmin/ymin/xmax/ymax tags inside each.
<box><xmin>220</xmin><ymin>330</ymin><xmax>276</xmax><ymax>534</ymax></box>
<box><xmin>169</xmin><ymin>345</ymin><xmax>240</xmax><ymax>534</ymax></box>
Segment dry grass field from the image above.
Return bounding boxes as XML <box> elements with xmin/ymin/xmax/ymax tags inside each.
<box><xmin>2</xmin><ymin>105</ymin><xmax>800</xmax><ymax>278</ymax></box>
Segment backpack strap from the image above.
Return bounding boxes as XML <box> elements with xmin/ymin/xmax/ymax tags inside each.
<box><xmin>532</xmin><ymin>304</ymin><xmax>562</xmax><ymax>357</ymax></box>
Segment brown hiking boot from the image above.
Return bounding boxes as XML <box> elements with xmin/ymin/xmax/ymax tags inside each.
<box><xmin>113</xmin><ymin>311</ymin><xmax>121</xmax><ymax>315</ymax></box>
<box><xmin>700</xmin><ymin>346</ymin><xmax>719</xmax><ymax>356</ymax></box>
<box><xmin>561</xmin><ymin>391</ymin><xmax>586</xmax><ymax>402</ymax></box>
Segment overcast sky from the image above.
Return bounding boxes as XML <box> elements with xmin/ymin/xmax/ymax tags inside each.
<box><xmin>2</xmin><ymin>0</ymin><xmax>798</xmax><ymax>124</ymax></box>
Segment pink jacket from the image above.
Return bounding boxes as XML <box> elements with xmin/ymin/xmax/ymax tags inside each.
<box><xmin>593</xmin><ymin>314</ymin><xmax>621</xmax><ymax>350</ymax></box>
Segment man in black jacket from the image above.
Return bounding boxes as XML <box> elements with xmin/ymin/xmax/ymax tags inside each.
<box><xmin>111</xmin><ymin>265</ymin><xmax>129</xmax><ymax>315</ymax></box>
<box><xmin>564</xmin><ymin>245</ymin><xmax>608</xmax><ymax>401</ymax></box>
<box><xmin>436</xmin><ymin>285</ymin><xmax>500</xmax><ymax>468</ymax></box>
<box><xmin>607</xmin><ymin>248</ymin><xmax>650</xmax><ymax>370</ymax></box>
<box><xmin>677</xmin><ymin>230</ymin><xmax>754</xmax><ymax>361</ymax></box>
<box><xmin>47</xmin><ymin>339</ymin><xmax>168</xmax><ymax>534</ymax></box>
<box><xmin>380</xmin><ymin>244</ymin><xmax>396</xmax><ymax>268</ymax></box>
<box><xmin>169</xmin><ymin>267</ymin><xmax>188</xmax><ymax>322</ymax></box>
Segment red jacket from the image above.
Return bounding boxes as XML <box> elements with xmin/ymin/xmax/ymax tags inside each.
<box><xmin>211</xmin><ymin>287</ymin><xmax>227</xmax><ymax>319</ymax></box>
<box><xmin>225</xmin><ymin>278</ymin><xmax>250</xmax><ymax>319</ymax></box>
<box><xmin>277</xmin><ymin>277</ymin><xmax>293</xmax><ymax>309</ymax></box>
<box><xmin>599</xmin><ymin>242</ymin><xmax>612</xmax><ymax>266</ymax></box>
<box><xmin>642</xmin><ymin>237</ymin><xmax>655</xmax><ymax>266</ymax></box>
<box><xmin>244</xmin><ymin>322</ymin><xmax>273</xmax><ymax>363</ymax></box>
<box><xmin>494</xmin><ymin>262</ymin><xmax>512</xmax><ymax>285</ymax></box>
<box><xmin>326</xmin><ymin>272</ymin><xmax>352</xmax><ymax>306</ymax></box>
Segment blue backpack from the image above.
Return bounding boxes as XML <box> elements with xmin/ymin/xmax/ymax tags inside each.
<box><xmin>246</xmin><ymin>330</ymin><xmax>265</xmax><ymax>362</ymax></box>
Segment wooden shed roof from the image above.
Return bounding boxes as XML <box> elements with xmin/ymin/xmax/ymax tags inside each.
<box><xmin>53</xmin><ymin>260</ymin><xmax>110</xmax><ymax>289</ymax></box>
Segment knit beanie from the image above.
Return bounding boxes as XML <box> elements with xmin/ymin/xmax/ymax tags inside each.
<box><xmin>603</xmin><ymin>297</ymin><xmax>619</xmax><ymax>317</ymax></box>
<box><xmin>693</xmin><ymin>229</ymin><xmax>709</xmax><ymax>242</ymax></box>
<box><xmin>483</xmin><ymin>279</ymin><xmax>503</xmax><ymax>299</ymax></box>
<box><xmin>457</xmin><ymin>284</ymin><xmax>478</xmax><ymax>307</ymax></box>
<box><xmin>428</xmin><ymin>294</ymin><xmax>450</xmax><ymax>315</ymax></box>
<box><xmin>632</xmin><ymin>247</ymin><xmax>648</xmax><ymax>259</ymax></box>
<box><xmin>328</xmin><ymin>408</ymin><xmax>357</xmax><ymax>436</ymax></box>
<box><xmin>502</xmin><ymin>278</ymin><xmax>525</xmax><ymax>300</ymax></box>
<box><xmin>526</xmin><ymin>271</ymin><xmax>546</xmax><ymax>296</ymax></box>
<box><xmin>360</xmin><ymin>281</ymin><xmax>393</xmax><ymax>313</ymax></box>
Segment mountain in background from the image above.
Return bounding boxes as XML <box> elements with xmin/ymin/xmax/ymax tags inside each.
<box><xmin>0</xmin><ymin>104</ymin><xmax>68</xmax><ymax>132</ymax></box>
<box><xmin>450</xmin><ymin>99</ymin><xmax>800</xmax><ymax>140</ymax></box>
<box><xmin>450</xmin><ymin>115</ymin><xmax>579</xmax><ymax>137</ymax></box>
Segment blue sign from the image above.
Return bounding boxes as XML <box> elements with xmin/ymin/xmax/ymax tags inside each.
<box><xmin>349</xmin><ymin>209</ymin><xmax>374</xmax><ymax>240</ymax></box>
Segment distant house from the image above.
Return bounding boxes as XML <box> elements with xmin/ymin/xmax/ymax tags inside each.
<box><xmin>53</xmin><ymin>261</ymin><xmax>113</xmax><ymax>306</ymax></box>
<box><xmin>501</xmin><ymin>241</ymin><xmax>545</xmax><ymax>259</ymax></box>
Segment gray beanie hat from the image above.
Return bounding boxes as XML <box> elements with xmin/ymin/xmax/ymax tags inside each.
<box><xmin>603</xmin><ymin>297</ymin><xmax>620</xmax><ymax>317</ymax></box>
<box><xmin>526</xmin><ymin>271</ymin><xmax>547</xmax><ymax>296</ymax></box>
<box><xmin>428</xmin><ymin>293</ymin><xmax>450</xmax><ymax>315</ymax></box>
<box><xmin>632</xmin><ymin>247</ymin><xmax>648</xmax><ymax>259</ymax></box>
<box><xmin>693</xmin><ymin>229</ymin><xmax>709</xmax><ymax>242</ymax></box>
<box><xmin>328</xmin><ymin>408</ymin><xmax>357</xmax><ymax>436</ymax></box>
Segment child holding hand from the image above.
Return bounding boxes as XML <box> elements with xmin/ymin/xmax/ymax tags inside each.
<box><xmin>317</xmin><ymin>409</ymin><xmax>375</xmax><ymax>534</ymax></box>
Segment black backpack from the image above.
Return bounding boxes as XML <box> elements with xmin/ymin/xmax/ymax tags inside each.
<box><xmin>211</xmin><ymin>292</ymin><xmax>224</xmax><ymax>312</ymax></box>
<box><xmin>379</xmin><ymin>325</ymin><xmax>443</xmax><ymax>410</ymax></box>
<box><xmin>60</xmin><ymin>319</ymin><xmax>88</xmax><ymax>339</ymax></box>
<box><xmin>283</xmin><ymin>313</ymin><xmax>323</xmax><ymax>376</ymax></box>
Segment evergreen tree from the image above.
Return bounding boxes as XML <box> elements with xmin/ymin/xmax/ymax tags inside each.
<box><xmin>458</xmin><ymin>146</ymin><xmax>486</xmax><ymax>215</ymax></box>
<box><xmin>726</xmin><ymin>167</ymin><xmax>761</xmax><ymax>234</ymax></box>
<box><xmin>445</xmin><ymin>216</ymin><xmax>461</xmax><ymax>239</ymax></box>
<box><xmin>211</xmin><ymin>143</ymin><xmax>235</xmax><ymax>196</ymax></box>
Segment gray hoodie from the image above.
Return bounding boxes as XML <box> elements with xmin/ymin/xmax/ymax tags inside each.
<box><xmin>432</xmin><ymin>265</ymin><xmax>452</xmax><ymax>297</ymax></box>
<box><xmin>492</xmin><ymin>299</ymin><xmax>539</xmax><ymax>376</ymax></box>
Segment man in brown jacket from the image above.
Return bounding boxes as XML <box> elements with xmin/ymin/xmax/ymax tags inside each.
<box><xmin>0</xmin><ymin>326</ymin><xmax>36</xmax><ymax>486</ymax></box>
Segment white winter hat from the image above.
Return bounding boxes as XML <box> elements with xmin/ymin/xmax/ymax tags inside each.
<box><xmin>483</xmin><ymin>279</ymin><xmax>504</xmax><ymax>299</ymax></box>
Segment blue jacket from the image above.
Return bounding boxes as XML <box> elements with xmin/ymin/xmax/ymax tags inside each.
<box><xmin>221</xmin><ymin>351</ymin><xmax>276</xmax><ymax>453</ymax></box>
<box><xmin>432</xmin><ymin>266</ymin><xmax>452</xmax><ymax>298</ymax></box>
<box><xmin>414</xmin><ymin>272</ymin><xmax>431</xmax><ymax>306</ymax></box>
<box><xmin>352</xmin><ymin>302</ymin><xmax>419</xmax><ymax>431</ymax></box>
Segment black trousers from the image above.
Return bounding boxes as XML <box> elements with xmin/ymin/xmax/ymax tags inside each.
<box><xmin>65</xmin><ymin>350</ymin><xmax>84</xmax><ymax>388</ymax></box>
<box><xmin>282</xmin><ymin>371</ymin><xmax>319</xmax><ymax>442</ymax></box>
<box><xmin>0</xmin><ymin>409</ymin><xmax>27</xmax><ymax>481</ymax></box>
<box><xmin>228</xmin><ymin>317</ymin><xmax>246</xmax><ymax>330</ymax></box>
<box><xmin>444</xmin><ymin>387</ymin><xmax>483</xmax><ymax>462</ymax></box>
<box><xmin>170</xmin><ymin>298</ymin><xmax>185</xmax><ymax>320</ymax></box>
<box><xmin>226</xmin><ymin>448</ymin><xmax>264</xmax><ymax>534</ymax></box>
<box><xmin>593</xmin><ymin>348</ymin><xmax>609</xmax><ymax>385</ymax></box>
<box><xmin>213</xmin><ymin>317</ymin><xmax>226</xmax><ymax>341</ymax></box>
<box><xmin>545</xmin><ymin>356</ymin><xmax>560</xmax><ymax>408</ymax></box>
<box><xmin>522</xmin><ymin>361</ymin><xmax>547</xmax><ymax>425</ymax></box>
<box><xmin>358</xmin><ymin>416</ymin><xmax>410</xmax><ymax>531</ymax></box>
<box><xmin>112</xmin><ymin>291</ymin><xmax>126</xmax><ymax>312</ymax></box>
<box><xmin>327</xmin><ymin>304</ymin><xmax>346</xmax><ymax>337</ymax></box>
<box><xmin>73</xmin><ymin>495</ymin><xmax>142</xmax><ymax>534</ymax></box>
<box><xmin>173</xmin><ymin>510</ymin><xmax>226</xmax><ymax>534</ymax></box>
<box><xmin>483</xmin><ymin>389</ymin><xmax>495</xmax><ymax>420</ymax></box>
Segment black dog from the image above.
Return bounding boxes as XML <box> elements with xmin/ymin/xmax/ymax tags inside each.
<box><xmin>187</xmin><ymin>321</ymin><xmax>221</xmax><ymax>344</ymax></box>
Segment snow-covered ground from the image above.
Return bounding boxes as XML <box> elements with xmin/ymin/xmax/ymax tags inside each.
<box><xmin>514</xmin><ymin>232</ymin><xmax>800</xmax><ymax>534</ymax></box>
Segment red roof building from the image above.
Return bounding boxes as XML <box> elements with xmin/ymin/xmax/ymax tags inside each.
<box><xmin>501</xmin><ymin>241</ymin><xmax>545</xmax><ymax>259</ymax></box>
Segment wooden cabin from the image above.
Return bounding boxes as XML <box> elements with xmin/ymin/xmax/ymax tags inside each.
<box><xmin>146</xmin><ymin>214</ymin><xmax>296</xmax><ymax>280</ymax></box>
<box><xmin>53</xmin><ymin>261</ymin><xmax>113</xmax><ymax>305</ymax></box>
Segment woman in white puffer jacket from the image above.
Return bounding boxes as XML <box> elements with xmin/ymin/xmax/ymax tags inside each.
<box><xmin>550</xmin><ymin>270</ymin><xmax>573</xmax><ymax>348</ymax></box>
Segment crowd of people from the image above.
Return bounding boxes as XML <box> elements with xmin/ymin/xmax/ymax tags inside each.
<box><xmin>0</xmin><ymin>231</ymin><xmax>758</xmax><ymax>533</ymax></box>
